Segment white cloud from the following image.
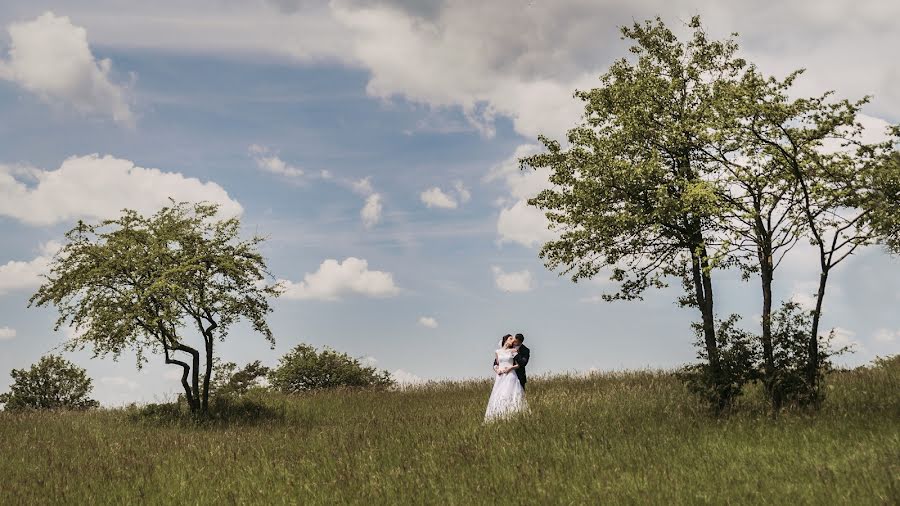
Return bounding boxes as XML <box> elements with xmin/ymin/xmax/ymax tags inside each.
<box><xmin>350</xmin><ymin>177</ymin><xmax>374</xmax><ymax>196</ymax></box>
<box><xmin>361</xmin><ymin>193</ymin><xmax>383</xmax><ymax>228</ymax></box>
<box><xmin>360</xmin><ymin>355</ymin><xmax>378</xmax><ymax>367</ymax></box>
<box><xmin>830</xmin><ymin>327</ymin><xmax>862</xmax><ymax>353</ymax></box>
<box><xmin>420</xmin><ymin>181</ymin><xmax>471</xmax><ymax>209</ymax></box>
<box><xmin>249</xmin><ymin>144</ymin><xmax>304</xmax><ymax>178</ymax></box>
<box><xmin>453</xmin><ymin>181</ymin><xmax>471</xmax><ymax>203</ymax></box>
<box><xmin>496</xmin><ymin>199</ymin><xmax>556</xmax><ymax>248</ymax></box>
<box><xmin>0</xmin><ymin>154</ymin><xmax>242</xmax><ymax>226</ymax></box>
<box><xmin>390</xmin><ymin>368</ymin><xmax>424</xmax><ymax>387</ymax></box>
<box><xmin>420</xmin><ymin>187</ymin><xmax>458</xmax><ymax>209</ymax></box>
<box><xmin>280</xmin><ymin>257</ymin><xmax>399</xmax><ymax>300</ymax></box>
<box><xmin>0</xmin><ymin>241</ymin><xmax>60</xmax><ymax>295</ymax></box>
<box><xmin>485</xmin><ymin>144</ymin><xmax>558</xmax><ymax>248</ymax></box>
<box><xmin>0</xmin><ymin>326</ymin><xmax>16</xmax><ymax>340</ymax></box>
<box><xmin>0</xmin><ymin>12</ymin><xmax>134</xmax><ymax>125</ymax></box>
<box><xmin>492</xmin><ymin>266</ymin><xmax>533</xmax><ymax>293</ymax></box>
<box><xmin>17</xmin><ymin>2</ymin><xmax>900</xmax><ymax>135</ymax></box>
<box><xmin>418</xmin><ymin>316</ymin><xmax>438</xmax><ymax>328</ymax></box>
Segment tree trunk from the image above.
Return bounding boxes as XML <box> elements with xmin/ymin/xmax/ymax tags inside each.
<box><xmin>174</xmin><ymin>343</ymin><xmax>201</xmax><ymax>413</ymax></box>
<box><xmin>807</xmin><ymin>269</ymin><xmax>828</xmax><ymax>404</ymax></box>
<box><xmin>691</xmin><ymin>244</ymin><xmax>720</xmax><ymax>371</ymax></box>
<box><xmin>164</xmin><ymin>341</ymin><xmax>196</xmax><ymax>411</ymax></box>
<box><xmin>757</xmin><ymin>245</ymin><xmax>778</xmax><ymax>411</ymax></box>
<box><xmin>202</xmin><ymin>335</ymin><xmax>213</xmax><ymax>412</ymax></box>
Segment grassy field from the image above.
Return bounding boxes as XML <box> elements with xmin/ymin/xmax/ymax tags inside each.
<box><xmin>1</xmin><ymin>358</ymin><xmax>898</xmax><ymax>505</ymax></box>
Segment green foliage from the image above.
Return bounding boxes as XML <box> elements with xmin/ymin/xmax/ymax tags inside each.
<box><xmin>269</xmin><ymin>343</ymin><xmax>394</xmax><ymax>393</ymax></box>
<box><xmin>28</xmin><ymin>201</ymin><xmax>282</xmax><ymax>413</ymax></box>
<box><xmin>1</xmin><ymin>366</ymin><xmax>897</xmax><ymax>503</ymax></box>
<box><xmin>682</xmin><ymin>302</ymin><xmax>849</xmax><ymax>411</ymax></box>
<box><xmin>523</xmin><ymin>16</ymin><xmax>744</xmax><ymax>297</ymax></box>
<box><xmin>769</xmin><ymin>302</ymin><xmax>846</xmax><ymax>407</ymax></box>
<box><xmin>522</xmin><ymin>15</ymin><xmax>757</xmax><ymax>408</ymax></box>
<box><xmin>209</xmin><ymin>359</ymin><xmax>270</xmax><ymax>397</ymax></box>
<box><xmin>680</xmin><ymin>315</ymin><xmax>761</xmax><ymax>410</ymax></box>
<box><xmin>0</xmin><ymin>355</ymin><xmax>98</xmax><ymax>411</ymax></box>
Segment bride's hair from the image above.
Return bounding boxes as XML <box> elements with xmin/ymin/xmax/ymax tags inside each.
<box><xmin>499</xmin><ymin>334</ymin><xmax>512</xmax><ymax>347</ymax></box>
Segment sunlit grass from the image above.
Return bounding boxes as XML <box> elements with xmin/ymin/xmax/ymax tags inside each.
<box><xmin>1</xmin><ymin>357</ymin><xmax>897</xmax><ymax>504</ymax></box>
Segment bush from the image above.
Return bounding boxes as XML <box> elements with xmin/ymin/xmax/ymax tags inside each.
<box><xmin>269</xmin><ymin>344</ymin><xmax>394</xmax><ymax>393</ymax></box>
<box><xmin>681</xmin><ymin>303</ymin><xmax>849</xmax><ymax>412</ymax></box>
<box><xmin>680</xmin><ymin>314</ymin><xmax>760</xmax><ymax>411</ymax></box>
<box><xmin>0</xmin><ymin>355</ymin><xmax>99</xmax><ymax>411</ymax></box>
<box><xmin>769</xmin><ymin>301</ymin><xmax>846</xmax><ymax>407</ymax></box>
<box><xmin>210</xmin><ymin>359</ymin><xmax>270</xmax><ymax>397</ymax></box>
<box><xmin>129</xmin><ymin>395</ymin><xmax>284</xmax><ymax>426</ymax></box>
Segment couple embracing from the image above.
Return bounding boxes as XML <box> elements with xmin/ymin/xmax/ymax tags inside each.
<box><xmin>483</xmin><ymin>333</ymin><xmax>530</xmax><ymax>422</ymax></box>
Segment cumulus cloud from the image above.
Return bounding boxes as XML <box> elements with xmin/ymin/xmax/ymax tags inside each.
<box><xmin>0</xmin><ymin>12</ymin><xmax>134</xmax><ymax>124</ymax></box>
<box><xmin>420</xmin><ymin>181</ymin><xmax>470</xmax><ymax>209</ymax></box>
<box><xmin>418</xmin><ymin>316</ymin><xmax>438</xmax><ymax>328</ymax></box>
<box><xmin>280</xmin><ymin>257</ymin><xmax>399</xmax><ymax>300</ymax></box>
<box><xmin>420</xmin><ymin>187</ymin><xmax>457</xmax><ymax>209</ymax></box>
<box><xmin>0</xmin><ymin>241</ymin><xmax>60</xmax><ymax>295</ymax></box>
<box><xmin>390</xmin><ymin>368</ymin><xmax>424</xmax><ymax>387</ymax></box>
<box><xmin>0</xmin><ymin>326</ymin><xmax>16</xmax><ymax>340</ymax></box>
<box><xmin>249</xmin><ymin>144</ymin><xmax>304</xmax><ymax>178</ymax></box>
<box><xmin>485</xmin><ymin>144</ymin><xmax>557</xmax><ymax>247</ymax></box>
<box><xmin>491</xmin><ymin>266</ymin><xmax>533</xmax><ymax>293</ymax></box>
<box><xmin>0</xmin><ymin>154</ymin><xmax>242</xmax><ymax>226</ymax></box>
<box><xmin>18</xmin><ymin>2</ymin><xmax>900</xmax><ymax>134</ymax></box>
<box><xmin>361</xmin><ymin>193</ymin><xmax>383</xmax><ymax>228</ymax></box>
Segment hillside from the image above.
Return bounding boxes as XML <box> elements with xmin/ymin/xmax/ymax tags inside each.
<box><xmin>1</xmin><ymin>358</ymin><xmax>898</xmax><ymax>504</ymax></box>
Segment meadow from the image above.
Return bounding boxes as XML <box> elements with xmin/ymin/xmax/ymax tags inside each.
<box><xmin>1</xmin><ymin>357</ymin><xmax>897</xmax><ymax>505</ymax></box>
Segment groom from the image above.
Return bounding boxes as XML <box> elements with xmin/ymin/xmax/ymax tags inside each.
<box><xmin>495</xmin><ymin>333</ymin><xmax>531</xmax><ymax>389</ymax></box>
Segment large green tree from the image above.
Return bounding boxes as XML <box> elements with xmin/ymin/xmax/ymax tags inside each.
<box><xmin>29</xmin><ymin>202</ymin><xmax>282</xmax><ymax>413</ymax></box>
<box><xmin>522</xmin><ymin>17</ymin><xmax>746</xmax><ymax>405</ymax></box>
<box><xmin>732</xmin><ymin>74</ymin><xmax>899</xmax><ymax>399</ymax></box>
<box><xmin>0</xmin><ymin>355</ymin><xmax>99</xmax><ymax>410</ymax></box>
<box><xmin>705</xmin><ymin>69</ymin><xmax>807</xmax><ymax>409</ymax></box>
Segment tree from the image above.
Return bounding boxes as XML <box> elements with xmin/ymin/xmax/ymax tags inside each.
<box><xmin>0</xmin><ymin>355</ymin><xmax>99</xmax><ymax>410</ymax></box>
<box><xmin>29</xmin><ymin>201</ymin><xmax>282</xmax><ymax>414</ymax></box>
<box><xmin>705</xmin><ymin>68</ymin><xmax>807</xmax><ymax>410</ymax></box>
<box><xmin>269</xmin><ymin>344</ymin><xmax>394</xmax><ymax>393</ymax></box>
<box><xmin>734</xmin><ymin>74</ymin><xmax>899</xmax><ymax>400</ymax></box>
<box><xmin>522</xmin><ymin>17</ymin><xmax>747</xmax><ymax>407</ymax></box>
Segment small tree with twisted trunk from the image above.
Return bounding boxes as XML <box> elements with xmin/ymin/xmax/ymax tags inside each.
<box><xmin>29</xmin><ymin>201</ymin><xmax>282</xmax><ymax>414</ymax></box>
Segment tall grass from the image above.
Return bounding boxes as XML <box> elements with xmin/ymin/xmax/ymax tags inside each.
<box><xmin>1</xmin><ymin>358</ymin><xmax>897</xmax><ymax>504</ymax></box>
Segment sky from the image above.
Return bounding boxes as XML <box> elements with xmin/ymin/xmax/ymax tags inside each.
<box><xmin>0</xmin><ymin>0</ymin><xmax>898</xmax><ymax>406</ymax></box>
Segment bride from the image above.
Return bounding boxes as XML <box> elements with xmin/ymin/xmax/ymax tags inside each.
<box><xmin>484</xmin><ymin>334</ymin><xmax>528</xmax><ymax>422</ymax></box>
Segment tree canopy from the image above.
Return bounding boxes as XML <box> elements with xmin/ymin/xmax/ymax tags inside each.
<box><xmin>0</xmin><ymin>355</ymin><xmax>99</xmax><ymax>411</ymax></box>
<box><xmin>29</xmin><ymin>201</ymin><xmax>282</xmax><ymax>414</ymax></box>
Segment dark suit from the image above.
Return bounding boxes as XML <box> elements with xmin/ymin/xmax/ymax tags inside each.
<box><xmin>493</xmin><ymin>344</ymin><xmax>530</xmax><ymax>388</ymax></box>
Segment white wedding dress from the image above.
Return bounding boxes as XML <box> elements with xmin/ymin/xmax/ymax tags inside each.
<box><xmin>483</xmin><ymin>348</ymin><xmax>527</xmax><ymax>422</ymax></box>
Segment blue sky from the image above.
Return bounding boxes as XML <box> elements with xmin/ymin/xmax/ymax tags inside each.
<box><xmin>0</xmin><ymin>1</ymin><xmax>898</xmax><ymax>405</ymax></box>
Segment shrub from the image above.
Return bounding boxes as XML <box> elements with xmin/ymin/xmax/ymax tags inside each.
<box><xmin>769</xmin><ymin>301</ymin><xmax>847</xmax><ymax>407</ymax></box>
<box><xmin>0</xmin><ymin>355</ymin><xmax>99</xmax><ymax>410</ymax></box>
<box><xmin>680</xmin><ymin>314</ymin><xmax>761</xmax><ymax>411</ymax></box>
<box><xmin>210</xmin><ymin>359</ymin><xmax>270</xmax><ymax>397</ymax></box>
<box><xmin>269</xmin><ymin>344</ymin><xmax>394</xmax><ymax>393</ymax></box>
